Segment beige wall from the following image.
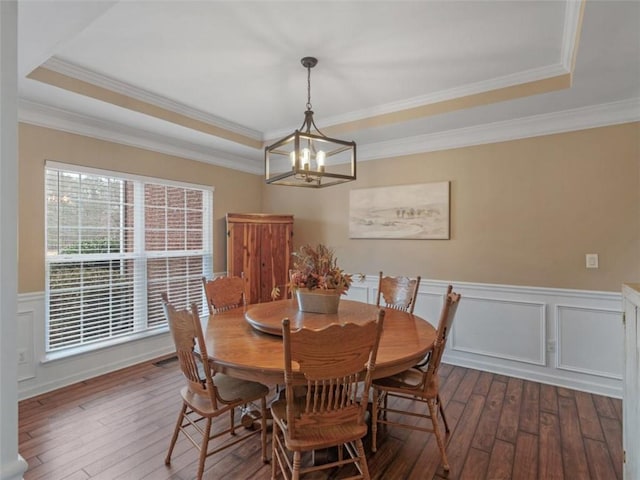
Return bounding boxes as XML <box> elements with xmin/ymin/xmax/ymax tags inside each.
<box><xmin>18</xmin><ymin>124</ymin><xmax>263</xmax><ymax>293</ymax></box>
<box><xmin>18</xmin><ymin>122</ymin><xmax>640</xmax><ymax>294</ymax></box>
<box><xmin>263</xmin><ymin>123</ymin><xmax>640</xmax><ymax>292</ymax></box>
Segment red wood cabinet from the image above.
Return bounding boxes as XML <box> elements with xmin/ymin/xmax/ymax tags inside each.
<box><xmin>226</xmin><ymin>213</ymin><xmax>293</xmax><ymax>304</ymax></box>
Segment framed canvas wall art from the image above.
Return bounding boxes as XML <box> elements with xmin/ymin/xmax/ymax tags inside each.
<box><xmin>349</xmin><ymin>181</ymin><xmax>450</xmax><ymax>239</ymax></box>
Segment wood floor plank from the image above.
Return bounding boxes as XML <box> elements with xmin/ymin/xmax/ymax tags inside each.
<box><xmin>540</xmin><ymin>383</ymin><xmax>559</xmax><ymax>414</ymax></box>
<box><xmin>486</xmin><ymin>439</ymin><xmax>514</xmax><ymax>480</ymax></box>
<box><xmin>18</xmin><ymin>361</ymin><xmax>623</xmax><ymax>480</ymax></box>
<box><xmin>406</xmin><ymin>399</ymin><xmax>466</xmax><ymax>480</ymax></box>
<box><xmin>558</xmin><ymin>396</ymin><xmax>590</xmax><ymax>479</ymax></box>
<box><xmin>472</xmin><ymin>371</ymin><xmax>494</xmax><ymax>397</ymax></box>
<box><xmin>520</xmin><ymin>380</ymin><xmax>540</xmax><ymax>435</ymax></box>
<box><xmin>539</xmin><ymin>411</ymin><xmax>564</xmax><ymax>480</ymax></box>
<box><xmin>584</xmin><ymin>438</ymin><xmax>618</xmax><ymax>480</ymax></box>
<box><xmin>452</xmin><ymin>368</ymin><xmax>481</xmax><ymax>404</ymax></box>
<box><xmin>496</xmin><ymin>377</ymin><xmax>523</xmax><ymax>443</ymax></box>
<box><xmin>591</xmin><ymin>394</ymin><xmax>619</xmax><ymax>420</ymax></box>
<box><xmin>459</xmin><ymin>447</ymin><xmax>490</xmax><ymax>480</ymax></box>
<box><xmin>574</xmin><ymin>391</ymin><xmax>605</xmax><ymax>441</ymax></box>
<box><xmin>512</xmin><ymin>431</ymin><xmax>538</xmax><ymax>480</ymax></box>
<box><xmin>436</xmin><ymin>394</ymin><xmax>485</xmax><ymax>479</ymax></box>
<box><xmin>611</xmin><ymin>397</ymin><xmax>623</xmax><ymax>422</ymax></box>
<box><xmin>471</xmin><ymin>379</ymin><xmax>506</xmax><ymax>453</ymax></box>
<box><xmin>600</xmin><ymin>416</ymin><xmax>623</xmax><ymax>480</ymax></box>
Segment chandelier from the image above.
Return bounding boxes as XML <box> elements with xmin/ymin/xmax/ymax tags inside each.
<box><xmin>265</xmin><ymin>57</ymin><xmax>356</xmax><ymax>188</ymax></box>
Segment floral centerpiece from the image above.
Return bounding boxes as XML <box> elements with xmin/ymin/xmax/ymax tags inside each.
<box><xmin>289</xmin><ymin>244</ymin><xmax>352</xmax><ymax>313</ymax></box>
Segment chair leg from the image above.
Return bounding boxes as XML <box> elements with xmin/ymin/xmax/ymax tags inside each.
<box><xmin>292</xmin><ymin>451</ymin><xmax>301</xmax><ymax>480</ymax></box>
<box><xmin>229</xmin><ymin>408</ymin><xmax>236</xmax><ymax>435</ymax></box>
<box><xmin>355</xmin><ymin>438</ymin><xmax>371</xmax><ymax>480</ymax></box>
<box><xmin>260</xmin><ymin>397</ymin><xmax>268</xmax><ymax>463</ymax></box>
<box><xmin>371</xmin><ymin>388</ymin><xmax>379</xmax><ymax>453</ymax></box>
<box><xmin>197</xmin><ymin>418</ymin><xmax>212</xmax><ymax>480</ymax></box>
<box><xmin>428</xmin><ymin>398</ymin><xmax>450</xmax><ymax>472</ymax></box>
<box><xmin>165</xmin><ymin>403</ymin><xmax>187</xmax><ymax>465</ymax></box>
<box><xmin>437</xmin><ymin>393</ymin><xmax>450</xmax><ymax>433</ymax></box>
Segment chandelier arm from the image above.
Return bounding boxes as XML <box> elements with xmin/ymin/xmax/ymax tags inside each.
<box><xmin>308</xmin><ymin>115</ymin><xmax>328</xmax><ymax>138</ymax></box>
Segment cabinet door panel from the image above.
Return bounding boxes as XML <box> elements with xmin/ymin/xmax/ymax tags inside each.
<box><xmin>259</xmin><ymin>222</ymin><xmax>292</xmax><ymax>302</ymax></box>
<box><xmin>228</xmin><ymin>222</ymin><xmax>262</xmax><ymax>304</ymax></box>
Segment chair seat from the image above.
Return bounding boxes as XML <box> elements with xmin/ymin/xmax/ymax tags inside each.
<box><xmin>373</xmin><ymin>367</ymin><xmax>439</xmax><ymax>398</ymax></box>
<box><xmin>181</xmin><ymin>374</ymin><xmax>268</xmax><ymax>416</ymax></box>
<box><xmin>271</xmin><ymin>398</ymin><xmax>368</xmax><ymax>451</ymax></box>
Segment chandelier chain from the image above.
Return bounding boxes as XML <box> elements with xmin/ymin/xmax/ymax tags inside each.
<box><xmin>306</xmin><ymin>63</ymin><xmax>312</xmax><ymax>111</ymax></box>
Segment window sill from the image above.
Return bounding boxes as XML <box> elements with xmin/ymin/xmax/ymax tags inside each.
<box><xmin>42</xmin><ymin>327</ymin><xmax>170</xmax><ymax>364</ymax></box>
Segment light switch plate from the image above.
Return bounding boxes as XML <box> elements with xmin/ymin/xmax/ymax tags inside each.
<box><xmin>586</xmin><ymin>253</ymin><xmax>599</xmax><ymax>269</ymax></box>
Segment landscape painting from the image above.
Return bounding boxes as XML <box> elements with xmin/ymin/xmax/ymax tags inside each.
<box><xmin>349</xmin><ymin>182</ymin><xmax>450</xmax><ymax>239</ymax></box>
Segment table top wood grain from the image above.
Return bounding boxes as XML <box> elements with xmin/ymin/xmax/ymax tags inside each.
<box><xmin>204</xmin><ymin>298</ymin><xmax>436</xmax><ymax>385</ymax></box>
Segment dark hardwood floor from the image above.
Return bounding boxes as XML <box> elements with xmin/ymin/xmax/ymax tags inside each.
<box><xmin>18</xmin><ymin>358</ymin><xmax>623</xmax><ymax>480</ymax></box>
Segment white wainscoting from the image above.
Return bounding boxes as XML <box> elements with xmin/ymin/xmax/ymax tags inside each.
<box><xmin>18</xmin><ymin>278</ymin><xmax>623</xmax><ymax>399</ymax></box>
<box><xmin>17</xmin><ymin>292</ymin><xmax>175</xmax><ymax>400</ymax></box>
<box><xmin>348</xmin><ymin>277</ymin><xmax>623</xmax><ymax>398</ymax></box>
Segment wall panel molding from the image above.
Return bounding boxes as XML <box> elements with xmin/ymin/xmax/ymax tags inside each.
<box><xmin>556</xmin><ymin>304</ymin><xmax>623</xmax><ymax>379</ymax></box>
<box><xmin>451</xmin><ymin>296</ymin><xmax>546</xmax><ymax>366</ymax></box>
<box><xmin>18</xmin><ymin>278</ymin><xmax>623</xmax><ymax>399</ymax></box>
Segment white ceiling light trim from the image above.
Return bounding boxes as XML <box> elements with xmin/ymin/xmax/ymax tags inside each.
<box><xmin>18</xmin><ymin>99</ymin><xmax>263</xmax><ymax>175</ymax></box>
<box><xmin>41</xmin><ymin>57</ymin><xmax>263</xmax><ymax>141</ymax></box>
<box><xmin>358</xmin><ymin>98</ymin><xmax>640</xmax><ymax>161</ymax></box>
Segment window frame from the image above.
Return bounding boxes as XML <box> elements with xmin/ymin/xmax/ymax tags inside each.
<box><xmin>44</xmin><ymin>161</ymin><xmax>214</xmax><ymax>359</ymax></box>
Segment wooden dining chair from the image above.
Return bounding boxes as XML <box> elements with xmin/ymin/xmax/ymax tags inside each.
<box><xmin>202</xmin><ymin>274</ymin><xmax>246</xmax><ymax>314</ymax></box>
<box><xmin>376</xmin><ymin>271</ymin><xmax>421</xmax><ymax>313</ymax></box>
<box><xmin>371</xmin><ymin>285</ymin><xmax>461</xmax><ymax>472</ymax></box>
<box><xmin>270</xmin><ymin>309</ymin><xmax>385</xmax><ymax>480</ymax></box>
<box><xmin>162</xmin><ymin>295</ymin><xmax>269</xmax><ymax>480</ymax></box>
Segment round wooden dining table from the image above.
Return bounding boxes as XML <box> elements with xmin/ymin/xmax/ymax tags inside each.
<box><xmin>203</xmin><ymin>298</ymin><xmax>436</xmax><ymax>385</ymax></box>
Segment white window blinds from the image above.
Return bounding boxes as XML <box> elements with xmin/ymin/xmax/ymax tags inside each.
<box><xmin>45</xmin><ymin>163</ymin><xmax>212</xmax><ymax>353</ymax></box>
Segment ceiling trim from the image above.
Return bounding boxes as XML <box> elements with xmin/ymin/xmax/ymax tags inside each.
<box><xmin>18</xmin><ymin>99</ymin><xmax>264</xmax><ymax>175</ymax></box>
<box><xmin>41</xmin><ymin>56</ymin><xmax>263</xmax><ymax>141</ymax></box>
<box><xmin>36</xmin><ymin>57</ymin><xmax>573</xmax><ymax>151</ymax></box>
<box><xmin>29</xmin><ymin>61</ymin><xmax>263</xmax><ymax>149</ymax></box>
<box><xmin>19</xmin><ymin>97</ymin><xmax>638</xmax><ymax>175</ymax></box>
<box><xmin>561</xmin><ymin>0</ymin><xmax>586</xmax><ymax>72</ymax></box>
<box><xmin>358</xmin><ymin>98</ymin><xmax>640</xmax><ymax>161</ymax></box>
<box><xmin>267</xmin><ymin>64</ymin><xmax>570</xmax><ymax>141</ymax></box>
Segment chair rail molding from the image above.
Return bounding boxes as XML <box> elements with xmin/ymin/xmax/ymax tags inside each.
<box><xmin>18</xmin><ymin>277</ymin><xmax>623</xmax><ymax>399</ymax></box>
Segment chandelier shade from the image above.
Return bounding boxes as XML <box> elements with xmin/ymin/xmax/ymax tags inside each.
<box><xmin>265</xmin><ymin>57</ymin><xmax>356</xmax><ymax>188</ymax></box>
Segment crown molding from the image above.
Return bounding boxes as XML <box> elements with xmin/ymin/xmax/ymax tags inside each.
<box><xmin>18</xmin><ymin>99</ymin><xmax>263</xmax><ymax>175</ymax></box>
<box><xmin>561</xmin><ymin>0</ymin><xmax>584</xmax><ymax>71</ymax></box>
<box><xmin>358</xmin><ymin>98</ymin><xmax>640</xmax><ymax>162</ymax></box>
<box><xmin>18</xmin><ymin>96</ymin><xmax>638</xmax><ymax>174</ymax></box>
<box><xmin>42</xmin><ymin>57</ymin><xmax>264</xmax><ymax>142</ymax></box>
<box><xmin>266</xmin><ymin>62</ymin><xmax>569</xmax><ymax>140</ymax></box>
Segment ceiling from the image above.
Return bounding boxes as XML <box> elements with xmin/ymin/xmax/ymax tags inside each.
<box><xmin>17</xmin><ymin>1</ymin><xmax>640</xmax><ymax>176</ymax></box>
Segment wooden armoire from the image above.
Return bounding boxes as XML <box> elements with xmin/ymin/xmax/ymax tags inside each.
<box><xmin>226</xmin><ymin>213</ymin><xmax>293</xmax><ymax>304</ymax></box>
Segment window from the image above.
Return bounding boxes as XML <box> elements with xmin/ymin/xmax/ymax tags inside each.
<box><xmin>45</xmin><ymin>162</ymin><xmax>212</xmax><ymax>353</ymax></box>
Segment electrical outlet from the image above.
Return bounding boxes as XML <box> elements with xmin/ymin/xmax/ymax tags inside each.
<box><xmin>585</xmin><ymin>253</ymin><xmax>599</xmax><ymax>269</ymax></box>
<box><xmin>547</xmin><ymin>340</ymin><xmax>556</xmax><ymax>353</ymax></box>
